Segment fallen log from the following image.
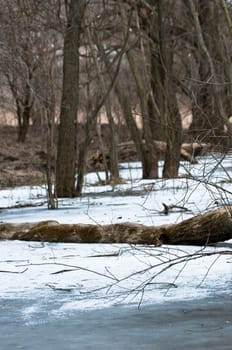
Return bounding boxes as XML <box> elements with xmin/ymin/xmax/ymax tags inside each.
<box><xmin>0</xmin><ymin>206</ymin><xmax>232</xmax><ymax>246</ymax></box>
<box><xmin>163</xmin><ymin>206</ymin><xmax>232</xmax><ymax>245</ymax></box>
<box><xmin>89</xmin><ymin>141</ymin><xmax>209</xmax><ymax>170</ymax></box>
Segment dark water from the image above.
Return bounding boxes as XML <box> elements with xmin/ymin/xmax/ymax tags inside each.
<box><xmin>0</xmin><ymin>293</ymin><xmax>232</xmax><ymax>350</ymax></box>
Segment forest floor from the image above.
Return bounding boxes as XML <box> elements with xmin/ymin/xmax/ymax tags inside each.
<box><xmin>0</xmin><ymin>124</ymin><xmax>217</xmax><ymax>189</ymax></box>
<box><xmin>0</xmin><ymin>124</ymin><xmax>133</xmax><ymax>188</ymax></box>
<box><xmin>0</xmin><ymin>125</ymin><xmax>49</xmax><ymax>187</ymax></box>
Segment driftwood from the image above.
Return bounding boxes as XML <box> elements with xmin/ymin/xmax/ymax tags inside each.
<box><xmin>89</xmin><ymin>141</ymin><xmax>209</xmax><ymax>170</ymax></box>
<box><xmin>0</xmin><ymin>206</ymin><xmax>232</xmax><ymax>246</ymax></box>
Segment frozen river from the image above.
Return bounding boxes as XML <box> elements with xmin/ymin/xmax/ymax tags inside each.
<box><xmin>1</xmin><ymin>293</ymin><xmax>232</xmax><ymax>350</ymax></box>
<box><xmin>0</xmin><ymin>240</ymin><xmax>231</xmax><ymax>349</ymax></box>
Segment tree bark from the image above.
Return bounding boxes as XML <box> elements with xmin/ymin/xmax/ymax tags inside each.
<box><xmin>1</xmin><ymin>207</ymin><xmax>232</xmax><ymax>246</ymax></box>
<box><xmin>55</xmin><ymin>0</ymin><xmax>86</xmax><ymax>197</ymax></box>
<box><xmin>11</xmin><ymin>71</ymin><xmax>34</xmax><ymax>143</ymax></box>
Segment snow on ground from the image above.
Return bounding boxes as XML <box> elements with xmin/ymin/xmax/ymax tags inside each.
<box><xmin>0</xmin><ymin>155</ymin><xmax>231</xmax><ymax>314</ymax></box>
<box><xmin>1</xmin><ymin>155</ymin><xmax>232</xmax><ymax>226</ymax></box>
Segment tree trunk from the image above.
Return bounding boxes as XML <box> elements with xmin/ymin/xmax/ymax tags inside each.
<box><xmin>127</xmin><ymin>50</ymin><xmax>159</xmax><ymax>179</ymax></box>
<box><xmin>55</xmin><ymin>0</ymin><xmax>86</xmax><ymax>197</ymax></box>
<box><xmin>157</xmin><ymin>0</ymin><xmax>183</xmax><ymax>178</ymax></box>
<box><xmin>105</xmin><ymin>101</ymin><xmax>120</xmax><ymax>182</ymax></box>
<box><xmin>1</xmin><ymin>207</ymin><xmax>232</xmax><ymax>246</ymax></box>
<box><xmin>16</xmin><ymin>81</ymin><xmax>34</xmax><ymax>143</ymax></box>
<box><xmin>188</xmin><ymin>0</ymin><xmax>232</xmax><ymax>146</ymax></box>
<box><xmin>16</xmin><ymin>101</ymin><xmax>31</xmax><ymax>143</ymax></box>
<box><xmin>162</xmin><ymin>93</ymin><xmax>183</xmax><ymax>178</ymax></box>
<box><xmin>99</xmin><ymin>47</ymin><xmax>148</xmax><ymax>178</ymax></box>
<box><xmin>45</xmin><ymin>84</ymin><xmax>57</xmax><ymax>209</ymax></box>
<box><xmin>96</xmin><ymin>123</ymin><xmax>110</xmax><ymax>181</ymax></box>
<box><xmin>143</xmin><ymin>0</ymin><xmax>183</xmax><ymax>178</ymax></box>
<box><xmin>86</xmin><ymin>26</ymin><xmax>120</xmax><ymax>182</ymax></box>
<box><xmin>46</xmin><ymin>106</ymin><xmax>57</xmax><ymax>209</ymax></box>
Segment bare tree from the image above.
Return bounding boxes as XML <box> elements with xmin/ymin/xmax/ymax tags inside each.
<box><xmin>0</xmin><ymin>0</ymin><xmax>63</xmax><ymax>142</ymax></box>
<box><xmin>155</xmin><ymin>0</ymin><xmax>183</xmax><ymax>178</ymax></box>
<box><xmin>76</xmin><ymin>1</ymin><xmax>130</xmax><ymax>195</ymax></box>
<box><xmin>0</xmin><ymin>1</ymin><xmax>41</xmax><ymax>142</ymax></box>
<box><xmin>86</xmin><ymin>21</ymin><xmax>120</xmax><ymax>183</ymax></box>
<box><xmin>187</xmin><ymin>0</ymin><xmax>232</xmax><ymax>146</ymax></box>
<box><xmin>133</xmin><ymin>0</ymin><xmax>183</xmax><ymax>178</ymax></box>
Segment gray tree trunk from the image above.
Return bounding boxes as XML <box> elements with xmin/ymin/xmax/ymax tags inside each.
<box><xmin>56</xmin><ymin>0</ymin><xmax>86</xmax><ymax>197</ymax></box>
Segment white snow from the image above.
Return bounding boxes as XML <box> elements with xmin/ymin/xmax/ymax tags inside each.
<box><xmin>0</xmin><ymin>155</ymin><xmax>231</xmax><ymax>314</ymax></box>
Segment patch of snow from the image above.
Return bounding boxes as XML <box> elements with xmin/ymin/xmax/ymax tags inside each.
<box><xmin>0</xmin><ymin>241</ymin><xmax>231</xmax><ymax>314</ymax></box>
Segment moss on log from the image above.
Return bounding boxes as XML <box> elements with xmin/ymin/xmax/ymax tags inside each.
<box><xmin>0</xmin><ymin>206</ymin><xmax>232</xmax><ymax>246</ymax></box>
